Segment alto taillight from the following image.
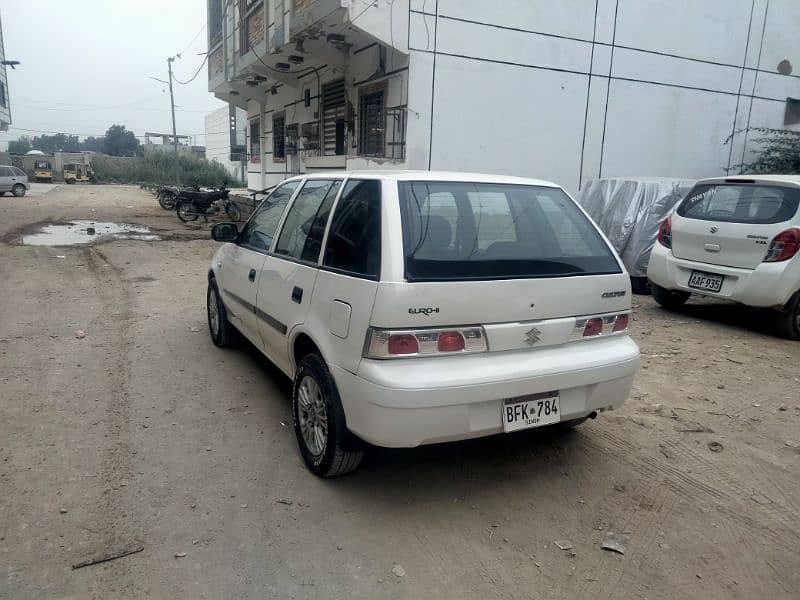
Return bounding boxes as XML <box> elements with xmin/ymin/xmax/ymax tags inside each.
<box><xmin>657</xmin><ymin>216</ymin><xmax>672</xmax><ymax>248</ymax></box>
<box><xmin>764</xmin><ymin>228</ymin><xmax>800</xmax><ymax>262</ymax></box>
<box><xmin>366</xmin><ymin>327</ymin><xmax>486</xmax><ymax>358</ymax></box>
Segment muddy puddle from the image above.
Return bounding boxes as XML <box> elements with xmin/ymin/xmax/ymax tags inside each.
<box><xmin>20</xmin><ymin>221</ymin><xmax>161</xmax><ymax>246</ymax></box>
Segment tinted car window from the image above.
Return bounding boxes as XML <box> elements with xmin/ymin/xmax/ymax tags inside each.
<box><xmin>238</xmin><ymin>180</ymin><xmax>299</xmax><ymax>252</ymax></box>
<box><xmin>275</xmin><ymin>179</ymin><xmax>340</xmax><ymax>261</ymax></box>
<box><xmin>323</xmin><ymin>179</ymin><xmax>381</xmax><ymax>278</ymax></box>
<box><xmin>398</xmin><ymin>181</ymin><xmax>619</xmax><ymax>281</ymax></box>
<box><xmin>677</xmin><ymin>184</ymin><xmax>800</xmax><ymax>224</ymax></box>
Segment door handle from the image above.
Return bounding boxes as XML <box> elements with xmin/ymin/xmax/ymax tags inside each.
<box><xmin>291</xmin><ymin>286</ymin><xmax>303</xmax><ymax>304</ymax></box>
<box><xmin>248</xmin><ymin>268</ymin><xmax>256</xmax><ymax>282</ymax></box>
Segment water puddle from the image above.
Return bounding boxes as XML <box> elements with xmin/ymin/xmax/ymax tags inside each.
<box><xmin>21</xmin><ymin>221</ymin><xmax>161</xmax><ymax>246</ymax></box>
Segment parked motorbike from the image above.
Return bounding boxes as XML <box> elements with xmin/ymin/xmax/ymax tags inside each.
<box><xmin>175</xmin><ymin>187</ymin><xmax>241</xmax><ymax>223</ymax></box>
<box><xmin>157</xmin><ymin>184</ymin><xmax>199</xmax><ymax>210</ymax></box>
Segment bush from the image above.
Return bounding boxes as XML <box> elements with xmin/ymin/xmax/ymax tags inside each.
<box><xmin>92</xmin><ymin>151</ymin><xmax>234</xmax><ymax>187</ymax></box>
<box><xmin>727</xmin><ymin>127</ymin><xmax>800</xmax><ymax>174</ymax></box>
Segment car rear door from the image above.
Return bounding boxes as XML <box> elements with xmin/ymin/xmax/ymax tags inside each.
<box><xmin>0</xmin><ymin>167</ymin><xmax>13</xmax><ymax>191</ymax></box>
<box><xmin>256</xmin><ymin>178</ymin><xmax>343</xmax><ymax>374</ymax></box>
<box><xmin>671</xmin><ymin>182</ymin><xmax>800</xmax><ymax>269</ymax></box>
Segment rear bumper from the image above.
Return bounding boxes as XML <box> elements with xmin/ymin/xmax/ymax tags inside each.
<box><xmin>647</xmin><ymin>243</ymin><xmax>798</xmax><ymax>307</ymax></box>
<box><xmin>331</xmin><ymin>336</ymin><xmax>640</xmax><ymax>448</ymax></box>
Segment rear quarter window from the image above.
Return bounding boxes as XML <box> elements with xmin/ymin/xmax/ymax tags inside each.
<box><xmin>677</xmin><ymin>184</ymin><xmax>800</xmax><ymax>224</ymax></box>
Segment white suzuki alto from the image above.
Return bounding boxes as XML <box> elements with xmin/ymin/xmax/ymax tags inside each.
<box><xmin>207</xmin><ymin>171</ymin><xmax>640</xmax><ymax>476</ymax></box>
<box><xmin>648</xmin><ymin>175</ymin><xmax>800</xmax><ymax>338</ymax></box>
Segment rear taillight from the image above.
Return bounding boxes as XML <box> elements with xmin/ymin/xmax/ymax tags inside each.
<box><xmin>573</xmin><ymin>313</ymin><xmax>630</xmax><ymax>340</ymax></box>
<box><xmin>612</xmin><ymin>314</ymin><xmax>629</xmax><ymax>332</ymax></box>
<box><xmin>764</xmin><ymin>228</ymin><xmax>800</xmax><ymax>262</ymax></box>
<box><xmin>657</xmin><ymin>216</ymin><xmax>672</xmax><ymax>248</ymax></box>
<box><xmin>366</xmin><ymin>327</ymin><xmax>487</xmax><ymax>358</ymax></box>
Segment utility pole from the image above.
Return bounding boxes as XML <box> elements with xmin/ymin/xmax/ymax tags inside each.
<box><xmin>167</xmin><ymin>55</ymin><xmax>180</xmax><ymax>184</ymax></box>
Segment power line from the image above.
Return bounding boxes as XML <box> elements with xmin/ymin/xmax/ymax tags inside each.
<box><xmin>174</xmin><ymin>54</ymin><xmax>209</xmax><ymax>85</ymax></box>
<box><xmin>181</xmin><ymin>23</ymin><xmax>207</xmax><ymax>54</ymax></box>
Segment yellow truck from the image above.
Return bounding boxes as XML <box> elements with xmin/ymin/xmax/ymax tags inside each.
<box><xmin>34</xmin><ymin>159</ymin><xmax>53</xmax><ymax>182</ymax></box>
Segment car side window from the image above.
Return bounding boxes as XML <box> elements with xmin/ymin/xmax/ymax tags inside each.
<box><xmin>323</xmin><ymin>179</ymin><xmax>381</xmax><ymax>278</ymax></box>
<box><xmin>0</xmin><ymin>167</ymin><xmax>13</xmax><ymax>177</ymax></box>
<box><xmin>12</xmin><ymin>167</ymin><xmax>26</xmax><ymax>176</ymax></box>
<box><xmin>238</xmin><ymin>180</ymin><xmax>300</xmax><ymax>252</ymax></box>
<box><xmin>274</xmin><ymin>179</ymin><xmax>340</xmax><ymax>261</ymax></box>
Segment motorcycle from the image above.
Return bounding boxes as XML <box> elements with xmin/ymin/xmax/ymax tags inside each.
<box><xmin>157</xmin><ymin>184</ymin><xmax>199</xmax><ymax>210</ymax></box>
<box><xmin>175</xmin><ymin>187</ymin><xmax>241</xmax><ymax>223</ymax></box>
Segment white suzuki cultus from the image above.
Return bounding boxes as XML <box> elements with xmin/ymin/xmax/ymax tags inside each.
<box><xmin>648</xmin><ymin>175</ymin><xmax>800</xmax><ymax>339</ymax></box>
<box><xmin>207</xmin><ymin>172</ymin><xmax>640</xmax><ymax>476</ymax></box>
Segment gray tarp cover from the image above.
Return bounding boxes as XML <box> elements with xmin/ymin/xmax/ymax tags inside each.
<box><xmin>578</xmin><ymin>177</ymin><xmax>696</xmax><ymax>277</ymax></box>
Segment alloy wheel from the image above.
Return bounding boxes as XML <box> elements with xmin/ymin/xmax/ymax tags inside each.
<box><xmin>297</xmin><ymin>375</ymin><xmax>328</xmax><ymax>457</ymax></box>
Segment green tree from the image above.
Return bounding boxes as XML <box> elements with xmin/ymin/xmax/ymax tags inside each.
<box><xmin>102</xmin><ymin>125</ymin><xmax>140</xmax><ymax>157</ymax></box>
<box><xmin>8</xmin><ymin>136</ymin><xmax>32</xmax><ymax>154</ymax></box>
<box><xmin>727</xmin><ymin>127</ymin><xmax>800</xmax><ymax>174</ymax></box>
<box><xmin>81</xmin><ymin>136</ymin><xmax>104</xmax><ymax>152</ymax></box>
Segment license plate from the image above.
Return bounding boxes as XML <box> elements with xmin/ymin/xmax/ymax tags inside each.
<box><xmin>688</xmin><ymin>270</ymin><xmax>724</xmax><ymax>292</ymax></box>
<box><xmin>502</xmin><ymin>391</ymin><xmax>560</xmax><ymax>433</ymax></box>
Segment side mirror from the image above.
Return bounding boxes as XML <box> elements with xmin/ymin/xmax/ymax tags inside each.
<box><xmin>211</xmin><ymin>222</ymin><xmax>238</xmax><ymax>242</ymax></box>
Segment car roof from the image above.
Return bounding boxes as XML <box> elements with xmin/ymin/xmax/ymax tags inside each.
<box><xmin>288</xmin><ymin>170</ymin><xmax>561</xmax><ymax>188</ymax></box>
<box><xmin>698</xmin><ymin>174</ymin><xmax>800</xmax><ymax>187</ymax></box>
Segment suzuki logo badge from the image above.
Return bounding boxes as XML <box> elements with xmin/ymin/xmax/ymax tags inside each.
<box><xmin>524</xmin><ymin>327</ymin><xmax>542</xmax><ymax>345</ymax></box>
<box><xmin>710</xmin><ymin>225</ymin><xmax>719</xmax><ymax>233</ymax></box>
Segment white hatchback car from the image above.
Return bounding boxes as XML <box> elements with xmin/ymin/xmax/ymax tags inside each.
<box><xmin>648</xmin><ymin>175</ymin><xmax>800</xmax><ymax>338</ymax></box>
<box><xmin>207</xmin><ymin>171</ymin><xmax>641</xmax><ymax>476</ymax></box>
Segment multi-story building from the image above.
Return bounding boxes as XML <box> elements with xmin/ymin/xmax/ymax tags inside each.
<box><xmin>205</xmin><ymin>104</ymin><xmax>248</xmax><ymax>183</ymax></box>
<box><xmin>208</xmin><ymin>0</ymin><xmax>800</xmax><ymax>193</ymax></box>
<box><xmin>0</xmin><ymin>13</ymin><xmax>11</xmax><ymax>132</ymax></box>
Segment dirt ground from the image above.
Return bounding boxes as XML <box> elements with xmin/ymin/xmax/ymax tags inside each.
<box><xmin>0</xmin><ymin>184</ymin><xmax>798</xmax><ymax>599</ymax></box>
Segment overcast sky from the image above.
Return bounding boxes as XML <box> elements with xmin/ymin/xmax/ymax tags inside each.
<box><xmin>0</xmin><ymin>0</ymin><xmax>225</xmax><ymax>149</ymax></box>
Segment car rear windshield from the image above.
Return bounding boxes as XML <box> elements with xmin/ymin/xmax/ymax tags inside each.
<box><xmin>677</xmin><ymin>183</ymin><xmax>800</xmax><ymax>224</ymax></box>
<box><xmin>398</xmin><ymin>181</ymin><xmax>621</xmax><ymax>281</ymax></box>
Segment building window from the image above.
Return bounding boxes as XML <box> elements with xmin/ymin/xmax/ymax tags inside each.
<box><xmin>359</xmin><ymin>85</ymin><xmax>386</xmax><ymax>157</ymax></box>
<box><xmin>0</xmin><ymin>82</ymin><xmax>6</xmax><ymax>108</ymax></box>
<box><xmin>273</xmin><ymin>114</ymin><xmax>286</xmax><ymax>160</ymax></box>
<box><xmin>208</xmin><ymin>0</ymin><xmax>223</xmax><ymax>46</ymax></box>
<box><xmin>249</xmin><ymin>118</ymin><xmax>261</xmax><ymax>162</ymax></box>
<box><xmin>322</xmin><ymin>79</ymin><xmax>346</xmax><ymax>156</ymax></box>
<box><xmin>785</xmin><ymin>97</ymin><xmax>800</xmax><ymax>126</ymax></box>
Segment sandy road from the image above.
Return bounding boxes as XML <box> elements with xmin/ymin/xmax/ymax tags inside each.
<box><xmin>0</xmin><ymin>184</ymin><xmax>798</xmax><ymax>599</ymax></box>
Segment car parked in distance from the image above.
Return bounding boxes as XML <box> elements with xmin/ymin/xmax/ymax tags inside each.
<box><xmin>0</xmin><ymin>165</ymin><xmax>29</xmax><ymax>197</ymax></box>
<box><xmin>648</xmin><ymin>175</ymin><xmax>800</xmax><ymax>339</ymax></box>
<box><xmin>207</xmin><ymin>171</ymin><xmax>641</xmax><ymax>476</ymax></box>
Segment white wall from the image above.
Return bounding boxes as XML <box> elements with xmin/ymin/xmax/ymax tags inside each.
<box><xmin>407</xmin><ymin>0</ymin><xmax>800</xmax><ymax>193</ymax></box>
<box><xmin>205</xmin><ymin>106</ymin><xmax>247</xmax><ymax>183</ymax></box>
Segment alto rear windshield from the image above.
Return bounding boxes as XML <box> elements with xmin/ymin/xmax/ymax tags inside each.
<box><xmin>398</xmin><ymin>181</ymin><xmax>621</xmax><ymax>281</ymax></box>
<box><xmin>677</xmin><ymin>183</ymin><xmax>800</xmax><ymax>224</ymax></box>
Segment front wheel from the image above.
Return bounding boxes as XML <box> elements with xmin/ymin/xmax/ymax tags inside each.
<box><xmin>207</xmin><ymin>279</ymin><xmax>237</xmax><ymax>347</ymax></box>
<box><xmin>12</xmin><ymin>184</ymin><xmax>26</xmax><ymax>197</ymax></box>
<box><xmin>651</xmin><ymin>282</ymin><xmax>690</xmax><ymax>310</ymax></box>
<box><xmin>293</xmin><ymin>353</ymin><xmax>363</xmax><ymax>477</ymax></box>
<box><xmin>224</xmin><ymin>200</ymin><xmax>241</xmax><ymax>222</ymax></box>
<box><xmin>176</xmin><ymin>200</ymin><xmax>199</xmax><ymax>222</ymax></box>
<box><xmin>776</xmin><ymin>291</ymin><xmax>800</xmax><ymax>340</ymax></box>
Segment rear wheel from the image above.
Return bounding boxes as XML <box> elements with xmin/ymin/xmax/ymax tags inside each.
<box><xmin>11</xmin><ymin>184</ymin><xmax>25</xmax><ymax>197</ymax></box>
<box><xmin>293</xmin><ymin>353</ymin><xmax>363</xmax><ymax>477</ymax></box>
<box><xmin>225</xmin><ymin>200</ymin><xmax>241</xmax><ymax>222</ymax></box>
<box><xmin>176</xmin><ymin>200</ymin><xmax>199</xmax><ymax>222</ymax></box>
<box><xmin>776</xmin><ymin>291</ymin><xmax>800</xmax><ymax>340</ymax></box>
<box><xmin>651</xmin><ymin>282</ymin><xmax>690</xmax><ymax>310</ymax></box>
<box><xmin>158</xmin><ymin>191</ymin><xmax>177</xmax><ymax>210</ymax></box>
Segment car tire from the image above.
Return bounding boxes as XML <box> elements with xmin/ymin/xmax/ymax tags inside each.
<box><xmin>207</xmin><ymin>279</ymin><xmax>237</xmax><ymax>348</ymax></box>
<box><xmin>651</xmin><ymin>282</ymin><xmax>690</xmax><ymax>310</ymax></box>
<box><xmin>293</xmin><ymin>353</ymin><xmax>363</xmax><ymax>478</ymax></box>
<box><xmin>11</xmin><ymin>184</ymin><xmax>26</xmax><ymax>197</ymax></box>
<box><xmin>776</xmin><ymin>291</ymin><xmax>800</xmax><ymax>340</ymax></box>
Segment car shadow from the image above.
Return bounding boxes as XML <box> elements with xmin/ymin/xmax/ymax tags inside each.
<box><xmin>663</xmin><ymin>299</ymin><xmax>785</xmax><ymax>338</ymax></box>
